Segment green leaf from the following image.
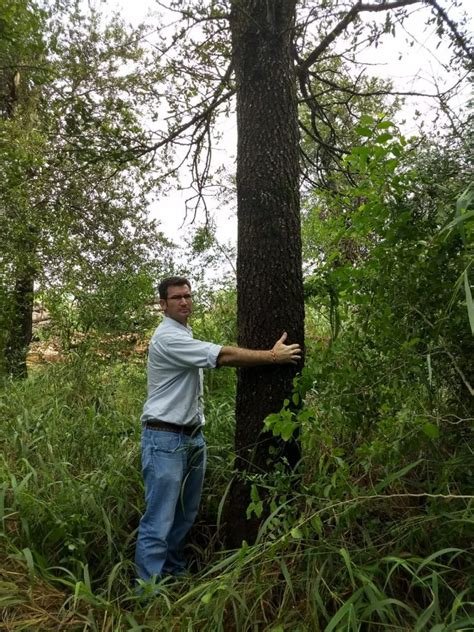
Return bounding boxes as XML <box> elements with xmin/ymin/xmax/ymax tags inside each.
<box><xmin>463</xmin><ymin>270</ymin><xmax>474</xmax><ymax>335</ymax></box>
<box><xmin>374</xmin><ymin>132</ymin><xmax>393</xmax><ymax>144</ymax></box>
<box><xmin>311</xmin><ymin>515</ymin><xmax>323</xmax><ymax>535</ymax></box>
<box><xmin>402</xmin><ymin>337</ymin><xmax>420</xmax><ymax>349</ymax></box>
<box><xmin>291</xmin><ymin>527</ymin><xmax>303</xmax><ymax>539</ymax></box>
<box><xmin>360</xmin><ymin>114</ymin><xmax>374</xmax><ymax>126</ymax></box>
<box><xmin>375</xmin><ymin>459</ymin><xmax>423</xmax><ymax>492</ymax></box>
<box><xmin>455</xmin><ymin>184</ymin><xmax>474</xmax><ymax>245</ymax></box>
<box><xmin>355</xmin><ymin>126</ymin><xmax>372</xmax><ymax>137</ymax></box>
<box><xmin>376</xmin><ymin>120</ymin><xmax>394</xmax><ymax>129</ymax></box>
<box><xmin>417</xmin><ymin>548</ymin><xmax>463</xmax><ymax>573</ymax></box>
<box><xmin>297</xmin><ymin>409</ymin><xmax>314</xmax><ymax>423</ymax></box>
<box><xmin>22</xmin><ymin>547</ymin><xmax>35</xmax><ymax>577</ymax></box>
<box><xmin>325</xmin><ymin>588</ymin><xmax>365</xmax><ymax>632</ymax></box>
<box><xmin>422</xmin><ymin>422</ymin><xmax>439</xmax><ymax>439</ymax></box>
<box><xmin>441</xmin><ymin>209</ymin><xmax>474</xmax><ymax>236</ymax></box>
<box><xmin>281</xmin><ymin>420</ymin><xmax>298</xmax><ymax>441</ymax></box>
<box><xmin>250</xmin><ymin>484</ymin><xmax>260</xmax><ymax>502</ymax></box>
<box><xmin>339</xmin><ymin>547</ymin><xmax>355</xmax><ymax>588</ymax></box>
<box><xmin>264</xmin><ymin>413</ymin><xmax>280</xmax><ymax>430</ymax></box>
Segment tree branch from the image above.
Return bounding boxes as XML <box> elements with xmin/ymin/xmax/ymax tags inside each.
<box><xmin>143</xmin><ymin>63</ymin><xmax>235</xmax><ymax>156</ymax></box>
<box><xmin>299</xmin><ymin>0</ymin><xmax>424</xmax><ymax>75</ymax></box>
<box><xmin>302</xmin><ymin>70</ymin><xmax>467</xmax><ymax>101</ymax></box>
<box><xmin>423</xmin><ymin>0</ymin><xmax>473</xmax><ymax>62</ymax></box>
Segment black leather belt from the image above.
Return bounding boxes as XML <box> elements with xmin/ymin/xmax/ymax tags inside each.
<box><xmin>144</xmin><ymin>420</ymin><xmax>202</xmax><ymax>436</ymax></box>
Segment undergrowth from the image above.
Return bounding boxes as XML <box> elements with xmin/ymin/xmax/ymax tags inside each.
<box><xmin>0</xmin><ymin>349</ymin><xmax>473</xmax><ymax>631</ymax></box>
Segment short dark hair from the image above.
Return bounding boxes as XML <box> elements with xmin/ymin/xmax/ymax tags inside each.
<box><xmin>159</xmin><ymin>276</ymin><xmax>191</xmax><ymax>299</ymax></box>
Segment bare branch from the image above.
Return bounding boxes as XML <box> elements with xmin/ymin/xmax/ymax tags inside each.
<box><xmin>303</xmin><ymin>70</ymin><xmax>468</xmax><ymax>101</ymax></box>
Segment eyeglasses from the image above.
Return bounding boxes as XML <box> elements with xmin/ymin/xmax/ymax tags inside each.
<box><xmin>167</xmin><ymin>294</ymin><xmax>193</xmax><ymax>301</ymax></box>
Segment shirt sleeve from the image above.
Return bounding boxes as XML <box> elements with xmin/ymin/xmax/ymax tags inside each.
<box><xmin>158</xmin><ymin>333</ymin><xmax>222</xmax><ymax>369</ymax></box>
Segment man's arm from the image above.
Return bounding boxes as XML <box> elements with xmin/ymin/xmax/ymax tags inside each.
<box><xmin>216</xmin><ymin>332</ymin><xmax>301</xmax><ymax>367</ymax></box>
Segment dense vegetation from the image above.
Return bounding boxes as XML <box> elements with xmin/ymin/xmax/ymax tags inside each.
<box><xmin>1</xmin><ymin>133</ymin><xmax>473</xmax><ymax>629</ymax></box>
<box><xmin>1</xmin><ymin>0</ymin><xmax>473</xmax><ymax>630</ymax></box>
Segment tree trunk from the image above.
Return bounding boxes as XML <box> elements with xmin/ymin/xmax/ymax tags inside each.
<box><xmin>4</xmin><ymin>265</ymin><xmax>35</xmax><ymax>378</ymax></box>
<box><xmin>225</xmin><ymin>0</ymin><xmax>304</xmax><ymax>547</ymax></box>
<box><xmin>2</xmin><ymin>70</ymin><xmax>36</xmax><ymax>379</ymax></box>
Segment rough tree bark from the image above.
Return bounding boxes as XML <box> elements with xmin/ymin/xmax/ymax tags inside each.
<box><xmin>225</xmin><ymin>0</ymin><xmax>305</xmax><ymax>546</ymax></box>
<box><xmin>4</xmin><ymin>262</ymin><xmax>35</xmax><ymax>379</ymax></box>
<box><xmin>2</xmin><ymin>70</ymin><xmax>37</xmax><ymax>378</ymax></box>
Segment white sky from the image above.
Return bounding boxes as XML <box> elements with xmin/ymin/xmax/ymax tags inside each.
<box><xmin>103</xmin><ymin>0</ymin><xmax>472</xmax><ymax>247</ymax></box>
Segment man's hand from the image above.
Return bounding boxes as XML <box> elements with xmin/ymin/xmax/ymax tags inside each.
<box><xmin>217</xmin><ymin>333</ymin><xmax>302</xmax><ymax>367</ymax></box>
<box><xmin>271</xmin><ymin>332</ymin><xmax>302</xmax><ymax>365</ymax></box>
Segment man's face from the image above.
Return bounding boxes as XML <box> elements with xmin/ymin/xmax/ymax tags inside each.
<box><xmin>160</xmin><ymin>284</ymin><xmax>193</xmax><ymax>325</ymax></box>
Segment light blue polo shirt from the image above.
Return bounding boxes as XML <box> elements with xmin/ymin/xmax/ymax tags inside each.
<box><xmin>141</xmin><ymin>315</ymin><xmax>222</xmax><ymax>426</ymax></box>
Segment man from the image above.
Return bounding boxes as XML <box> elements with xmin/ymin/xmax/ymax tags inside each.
<box><xmin>135</xmin><ymin>276</ymin><xmax>301</xmax><ymax>586</ymax></box>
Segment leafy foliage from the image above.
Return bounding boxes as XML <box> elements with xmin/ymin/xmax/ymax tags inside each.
<box><xmin>0</xmin><ymin>0</ymin><xmax>171</xmax><ymax>375</ymax></box>
<box><xmin>301</xmin><ymin>116</ymin><xmax>473</xmax><ymax>474</ymax></box>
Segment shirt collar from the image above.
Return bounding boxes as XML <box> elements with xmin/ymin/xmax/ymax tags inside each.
<box><xmin>163</xmin><ymin>314</ymin><xmax>192</xmax><ymax>333</ymax></box>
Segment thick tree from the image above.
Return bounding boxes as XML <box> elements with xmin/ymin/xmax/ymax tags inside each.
<box><xmin>0</xmin><ymin>0</ymin><xmax>47</xmax><ymax>377</ymax></box>
<box><xmin>226</xmin><ymin>1</ymin><xmax>305</xmax><ymax>544</ymax></box>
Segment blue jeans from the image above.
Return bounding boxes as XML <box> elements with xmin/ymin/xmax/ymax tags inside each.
<box><xmin>134</xmin><ymin>427</ymin><xmax>206</xmax><ymax>584</ymax></box>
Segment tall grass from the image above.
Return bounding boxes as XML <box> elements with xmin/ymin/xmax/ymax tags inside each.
<box><xmin>1</xmin><ymin>356</ymin><xmax>143</xmax><ymax>590</ymax></box>
<box><xmin>1</xmin><ymin>354</ymin><xmax>473</xmax><ymax>631</ymax></box>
